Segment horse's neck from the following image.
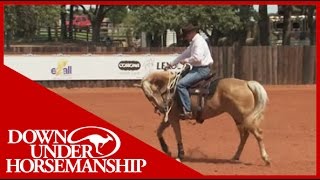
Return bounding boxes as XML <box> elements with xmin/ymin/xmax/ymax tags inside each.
<box><xmin>162</xmin><ymin>71</ymin><xmax>175</xmax><ymax>79</ymax></box>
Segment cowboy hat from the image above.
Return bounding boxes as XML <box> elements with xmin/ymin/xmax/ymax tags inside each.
<box><xmin>182</xmin><ymin>23</ymin><xmax>199</xmax><ymax>37</ymax></box>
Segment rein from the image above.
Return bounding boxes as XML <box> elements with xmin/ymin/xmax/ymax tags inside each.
<box><xmin>162</xmin><ymin>64</ymin><xmax>188</xmax><ymax>122</ymax></box>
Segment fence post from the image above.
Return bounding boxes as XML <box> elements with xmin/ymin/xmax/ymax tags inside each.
<box><xmin>233</xmin><ymin>44</ymin><xmax>242</xmax><ymax>79</ymax></box>
<box><xmin>302</xmin><ymin>46</ymin><xmax>316</xmax><ymax>84</ymax></box>
<box><xmin>271</xmin><ymin>46</ymin><xmax>278</xmax><ymax>85</ymax></box>
<box><xmin>86</xmin><ymin>28</ymin><xmax>89</xmax><ymax>42</ymax></box>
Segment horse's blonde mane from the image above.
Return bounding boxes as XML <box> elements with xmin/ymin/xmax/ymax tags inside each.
<box><xmin>142</xmin><ymin>71</ymin><xmax>174</xmax><ymax>93</ymax></box>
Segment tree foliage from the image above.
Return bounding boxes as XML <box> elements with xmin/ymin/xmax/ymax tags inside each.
<box><xmin>78</xmin><ymin>5</ymin><xmax>128</xmax><ymax>42</ymax></box>
<box><xmin>4</xmin><ymin>5</ymin><xmax>316</xmax><ymax>46</ymax></box>
<box><xmin>5</xmin><ymin>5</ymin><xmax>60</xmax><ymax>41</ymax></box>
<box><xmin>129</xmin><ymin>5</ymin><xmax>257</xmax><ymax>46</ymax></box>
<box><xmin>258</xmin><ymin>5</ymin><xmax>270</xmax><ymax>45</ymax></box>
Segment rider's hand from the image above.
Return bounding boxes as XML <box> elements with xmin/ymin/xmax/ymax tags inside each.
<box><xmin>164</xmin><ymin>64</ymin><xmax>172</xmax><ymax>71</ymax></box>
<box><xmin>180</xmin><ymin>59</ymin><xmax>189</xmax><ymax>65</ymax></box>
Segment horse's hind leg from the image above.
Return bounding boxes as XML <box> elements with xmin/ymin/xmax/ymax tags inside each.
<box><xmin>157</xmin><ymin>121</ymin><xmax>171</xmax><ymax>156</ymax></box>
<box><xmin>232</xmin><ymin>125</ymin><xmax>249</xmax><ymax>161</ymax></box>
<box><xmin>251</xmin><ymin>128</ymin><xmax>271</xmax><ymax>166</ymax></box>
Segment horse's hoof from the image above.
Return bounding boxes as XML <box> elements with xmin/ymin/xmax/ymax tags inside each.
<box><xmin>265</xmin><ymin>161</ymin><xmax>271</xmax><ymax>166</ymax></box>
<box><xmin>263</xmin><ymin>156</ymin><xmax>271</xmax><ymax>166</ymax></box>
<box><xmin>178</xmin><ymin>152</ymin><xmax>185</xmax><ymax>160</ymax></box>
<box><xmin>231</xmin><ymin>156</ymin><xmax>239</xmax><ymax>161</ymax></box>
<box><xmin>166</xmin><ymin>151</ymin><xmax>172</xmax><ymax>157</ymax></box>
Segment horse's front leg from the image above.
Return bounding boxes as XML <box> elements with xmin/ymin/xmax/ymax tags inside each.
<box><xmin>170</xmin><ymin>118</ymin><xmax>184</xmax><ymax>161</ymax></box>
<box><xmin>157</xmin><ymin>120</ymin><xmax>171</xmax><ymax>156</ymax></box>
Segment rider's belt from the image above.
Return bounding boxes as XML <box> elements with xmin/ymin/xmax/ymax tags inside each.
<box><xmin>193</xmin><ymin>65</ymin><xmax>210</xmax><ymax>68</ymax></box>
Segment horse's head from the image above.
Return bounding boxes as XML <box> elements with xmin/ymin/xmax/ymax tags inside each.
<box><xmin>140</xmin><ymin>71</ymin><xmax>177</xmax><ymax>113</ymax></box>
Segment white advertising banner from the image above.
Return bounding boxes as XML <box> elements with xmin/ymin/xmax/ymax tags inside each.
<box><xmin>4</xmin><ymin>54</ymin><xmax>182</xmax><ymax>81</ymax></box>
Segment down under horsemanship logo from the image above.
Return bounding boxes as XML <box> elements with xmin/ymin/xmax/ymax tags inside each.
<box><xmin>6</xmin><ymin>126</ymin><xmax>147</xmax><ymax>173</ymax></box>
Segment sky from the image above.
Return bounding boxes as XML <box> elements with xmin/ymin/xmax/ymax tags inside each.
<box><xmin>253</xmin><ymin>5</ymin><xmax>278</xmax><ymax>14</ymax></box>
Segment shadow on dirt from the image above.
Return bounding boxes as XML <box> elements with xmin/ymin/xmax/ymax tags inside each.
<box><xmin>182</xmin><ymin>156</ymin><xmax>253</xmax><ymax>166</ymax></box>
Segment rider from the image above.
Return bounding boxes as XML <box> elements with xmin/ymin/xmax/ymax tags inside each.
<box><xmin>165</xmin><ymin>23</ymin><xmax>213</xmax><ymax>119</ymax></box>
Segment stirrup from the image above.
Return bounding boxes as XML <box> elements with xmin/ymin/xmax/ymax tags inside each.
<box><xmin>179</xmin><ymin>112</ymin><xmax>192</xmax><ymax>119</ymax></box>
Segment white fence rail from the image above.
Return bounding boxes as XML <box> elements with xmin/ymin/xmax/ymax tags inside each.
<box><xmin>4</xmin><ymin>54</ymin><xmax>182</xmax><ymax>81</ymax></box>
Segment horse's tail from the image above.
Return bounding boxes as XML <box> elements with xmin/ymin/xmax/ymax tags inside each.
<box><xmin>246</xmin><ymin>81</ymin><xmax>269</xmax><ymax>127</ymax></box>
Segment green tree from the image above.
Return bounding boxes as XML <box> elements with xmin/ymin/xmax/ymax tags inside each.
<box><xmin>12</xmin><ymin>6</ymin><xmax>38</xmax><ymax>41</ymax></box>
<box><xmin>280</xmin><ymin>5</ymin><xmax>293</xmax><ymax>45</ymax></box>
<box><xmin>130</xmin><ymin>5</ymin><xmax>257</xmax><ymax>47</ymax></box>
<box><xmin>307</xmin><ymin>6</ymin><xmax>316</xmax><ymax>45</ymax></box>
<box><xmin>105</xmin><ymin>6</ymin><xmax>129</xmax><ymax>44</ymax></box>
<box><xmin>194</xmin><ymin>6</ymin><xmax>243</xmax><ymax>46</ymax></box>
<box><xmin>4</xmin><ymin>5</ymin><xmax>60</xmax><ymax>43</ymax></box>
<box><xmin>278</xmin><ymin>5</ymin><xmax>316</xmax><ymax>46</ymax></box>
<box><xmin>68</xmin><ymin>5</ymin><xmax>74</xmax><ymax>40</ymax></box>
<box><xmin>106</xmin><ymin>6</ymin><xmax>128</xmax><ymax>25</ymax></box>
<box><xmin>60</xmin><ymin>5</ymin><xmax>68</xmax><ymax>41</ymax></box>
<box><xmin>4</xmin><ymin>6</ymin><xmax>17</xmax><ymax>49</ymax></box>
<box><xmin>130</xmin><ymin>6</ymin><xmax>174</xmax><ymax>47</ymax></box>
<box><xmin>79</xmin><ymin>5</ymin><xmax>127</xmax><ymax>43</ymax></box>
<box><xmin>258</xmin><ymin>5</ymin><xmax>270</xmax><ymax>45</ymax></box>
<box><xmin>233</xmin><ymin>5</ymin><xmax>258</xmax><ymax>46</ymax></box>
<box><xmin>35</xmin><ymin>6</ymin><xmax>60</xmax><ymax>41</ymax></box>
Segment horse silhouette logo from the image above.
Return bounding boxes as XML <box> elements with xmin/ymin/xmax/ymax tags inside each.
<box><xmin>67</xmin><ymin>126</ymin><xmax>121</xmax><ymax>158</ymax></box>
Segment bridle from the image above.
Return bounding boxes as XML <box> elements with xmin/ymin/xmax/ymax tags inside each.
<box><xmin>143</xmin><ymin>64</ymin><xmax>190</xmax><ymax>122</ymax></box>
<box><xmin>150</xmin><ymin>71</ymin><xmax>179</xmax><ymax>116</ymax></box>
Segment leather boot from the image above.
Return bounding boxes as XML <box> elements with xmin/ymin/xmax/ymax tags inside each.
<box><xmin>179</xmin><ymin>108</ymin><xmax>193</xmax><ymax>119</ymax></box>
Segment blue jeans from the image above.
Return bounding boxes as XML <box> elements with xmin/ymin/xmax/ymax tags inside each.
<box><xmin>176</xmin><ymin>66</ymin><xmax>211</xmax><ymax>112</ymax></box>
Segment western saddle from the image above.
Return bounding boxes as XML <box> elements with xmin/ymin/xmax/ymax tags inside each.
<box><xmin>187</xmin><ymin>72</ymin><xmax>217</xmax><ymax>123</ymax></box>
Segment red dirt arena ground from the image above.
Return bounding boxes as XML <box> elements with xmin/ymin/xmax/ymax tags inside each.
<box><xmin>51</xmin><ymin>85</ymin><xmax>316</xmax><ymax>176</ymax></box>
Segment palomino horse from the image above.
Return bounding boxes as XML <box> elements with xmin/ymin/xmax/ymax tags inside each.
<box><xmin>139</xmin><ymin>66</ymin><xmax>270</xmax><ymax>166</ymax></box>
